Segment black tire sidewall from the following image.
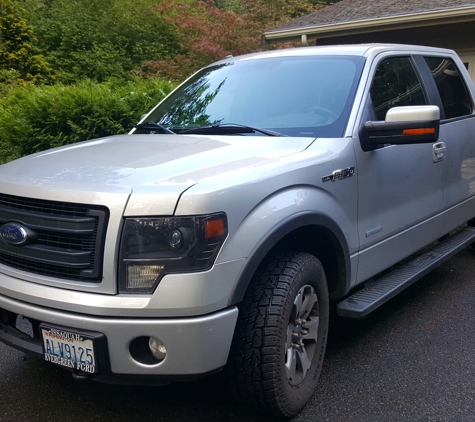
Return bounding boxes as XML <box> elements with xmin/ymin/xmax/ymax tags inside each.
<box><xmin>227</xmin><ymin>252</ymin><xmax>330</xmax><ymax>418</ymax></box>
<box><xmin>275</xmin><ymin>253</ymin><xmax>329</xmax><ymax>416</ymax></box>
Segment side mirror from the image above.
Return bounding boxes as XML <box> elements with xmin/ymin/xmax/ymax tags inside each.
<box><xmin>360</xmin><ymin>105</ymin><xmax>440</xmax><ymax>152</ymax></box>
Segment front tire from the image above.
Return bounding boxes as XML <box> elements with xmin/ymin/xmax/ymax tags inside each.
<box><xmin>227</xmin><ymin>252</ymin><xmax>329</xmax><ymax>418</ymax></box>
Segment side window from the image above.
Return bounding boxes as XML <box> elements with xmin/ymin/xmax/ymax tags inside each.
<box><xmin>424</xmin><ymin>57</ymin><xmax>472</xmax><ymax>119</ymax></box>
<box><xmin>370</xmin><ymin>57</ymin><xmax>427</xmax><ymax>121</ymax></box>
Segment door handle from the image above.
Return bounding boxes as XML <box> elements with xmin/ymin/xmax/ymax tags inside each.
<box><xmin>433</xmin><ymin>142</ymin><xmax>446</xmax><ymax>163</ymax></box>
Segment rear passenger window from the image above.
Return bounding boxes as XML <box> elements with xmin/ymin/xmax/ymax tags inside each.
<box><xmin>370</xmin><ymin>57</ymin><xmax>427</xmax><ymax>121</ymax></box>
<box><xmin>424</xmin><ymin>57</ymin><xmax>472</xmax><ymax>119</ymax></box>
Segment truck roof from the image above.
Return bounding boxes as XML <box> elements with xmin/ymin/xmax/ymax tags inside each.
<box><xmin>212</xmin><ymin>43</ymin><xmax>456</xmax><ymax>65</ymax></box>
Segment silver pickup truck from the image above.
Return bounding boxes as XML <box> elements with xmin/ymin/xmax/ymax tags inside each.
<box><xmin>1</xmin><ymin>44</ymin><xmax>475</xmax><ymax>418</ymax></box>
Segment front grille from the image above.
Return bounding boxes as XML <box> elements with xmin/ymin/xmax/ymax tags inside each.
<box><xmin>0</xmin><ymin>193</ymin><xmax>109</xmax><ymax>282</ymax></box>
<box><xmin>0</xmin><ymin>194</ymin><xmax>90</xmax><ymax>218</ymax></box>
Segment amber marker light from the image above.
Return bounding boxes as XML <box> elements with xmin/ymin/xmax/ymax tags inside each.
<box><xmin>205</xmin><ymin>218</ymin><xmax>226</xmax><ymax>239</ymax></box>
<box><xmin>403</xmin><ymin>128</ymin><xmax>436</xmax><ymax>136</ymax></box>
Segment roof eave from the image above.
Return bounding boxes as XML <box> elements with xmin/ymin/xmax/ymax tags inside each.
<box><xmin>264</xmin><ymin>5</ymin><xmax>475</xmax><ymax>44</ymax></box>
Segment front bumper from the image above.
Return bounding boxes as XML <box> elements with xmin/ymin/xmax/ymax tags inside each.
<box><xmin>0</xmin><ymin>292</ymin><xmax>238</xmax><ymax>381</ymax></box>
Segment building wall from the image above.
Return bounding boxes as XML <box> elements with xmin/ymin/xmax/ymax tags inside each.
<box><xmin>317</xmin><ymin>21</ymin><xmax>474</xmax><ymax>49</ymax></box>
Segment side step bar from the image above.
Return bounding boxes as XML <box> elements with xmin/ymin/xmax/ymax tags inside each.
<box><xmin>337</xmin><ymin>226</ymin><xmax>475</xmax><ymax>319</ymax></box>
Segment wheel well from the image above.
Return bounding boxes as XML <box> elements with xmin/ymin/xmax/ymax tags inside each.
<box><xmin>264</xmin><ymin>225</ymin><xmax>346</xmax><ymax>297</ymax></box>
<box><xmin>228</xmin><ymin>220</ymin><xmax>350</xmax><ymax>306</ymax></box>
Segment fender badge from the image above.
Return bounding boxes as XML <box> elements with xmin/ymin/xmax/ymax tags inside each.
<box><xmin>322</xmin><ymin>167</ymin><xmax>355</xmax><ymax>182</ymax></box>
<box><xmin>366</xmin><ymin>226</ymin><xmax>383</xmax><ymax>238</ymax></box>
<box><xmin>0</xmin><ymin>222</ymin><xmax>29</xmax><ymax>245</ymax></box>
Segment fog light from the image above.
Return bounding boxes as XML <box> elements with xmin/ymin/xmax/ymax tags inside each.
<box><xmin>126</xmin><ymin>265</ymin><xmax>164</xmax><ymax>290</ymax></box>
<box><xmin>149</xmin><ymin>337</ymin><xmax>167</xmax><ymax>361</ymax></box>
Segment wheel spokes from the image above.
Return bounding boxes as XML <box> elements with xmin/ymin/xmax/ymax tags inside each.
<box><xmin>297</xmin><ymin>287</ymin><xmax>318</xmax><ymax>320</ymax></box>
<box><xmin>286</xmin><ymin>284</ymin><xmax>321</xmax><ymax>386</ymax></box>
<box><xmin>296</xmin><ymin>346</ymin><xmax>312</xmax><ymax>379</ymax></box>
<box><xmin>293</xmin><ymin>289</ymin><xmax>304</xmax><ymax>318</ymax></box>
<box><xmin>285</xmin><ymin>342</ymin><xmax>312</xmax><ymax>385</ymax></box>
<box><xmin>302</xmin><ymin>316</ymin><xmax>319</xmax><ymax>342</ymax></box>
<box><xmin>285</xmin><ymin>346</ymin><xmax>298</xmax><ymax>382</ymax></box>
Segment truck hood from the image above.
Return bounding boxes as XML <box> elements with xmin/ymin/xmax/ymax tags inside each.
<box><xmin>0</xmin><ymin>134</ymin><xmax>315</xmax><ymax>214</ymax></box>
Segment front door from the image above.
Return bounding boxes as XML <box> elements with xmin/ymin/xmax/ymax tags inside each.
<box><xmin>354</xmin><ymin>54</ymin><xmax>447</xmax><ymax>283</ymax></box>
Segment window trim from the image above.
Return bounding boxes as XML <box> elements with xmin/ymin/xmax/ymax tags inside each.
<box><xmin>418</xmin><ymin>54</ymin><xmax>474</xmax><ymax>122</ymax></box>
<box><xmin>368</xmin><ymin>55</ymin><xmax>429</xmax><ymax>122</ymax></box>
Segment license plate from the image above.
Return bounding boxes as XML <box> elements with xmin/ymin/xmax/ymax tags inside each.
<box><xmin>41</xmin><ymin>325</ymin><xmax>97</xmax><ymax>373</ymax></box>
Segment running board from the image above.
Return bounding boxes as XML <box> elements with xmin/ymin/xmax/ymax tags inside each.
<box><xmin>337</xmin><ymin>227</ymin><xmax>475</xmax><ymax>319</ymax></box>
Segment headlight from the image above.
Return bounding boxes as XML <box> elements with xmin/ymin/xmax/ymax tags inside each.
<box><xmin>118</xmin><ymin>213</ymin><xmax>227</xmax><ymax>294</ymax></box>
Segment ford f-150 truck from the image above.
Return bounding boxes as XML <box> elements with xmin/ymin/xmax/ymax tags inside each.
<box><xmin>1</xmin><ymin>44</ymin><xmax>475</xmax><ymax>418</ymax></box>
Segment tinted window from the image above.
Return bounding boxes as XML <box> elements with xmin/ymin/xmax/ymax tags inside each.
<box><xmin>144</xmin><ymin>56</ymin><xmax>365</xmax><ymax>138</ymax></box>
<box><xmin>370</xmin><ymin>57</ymin><xmax>427</xmax><ymax>121</ymax></box>
<box><xmin>424</xmin><ymin>57</ymin><xmax>472</xmax><ymax>119</ymax></box>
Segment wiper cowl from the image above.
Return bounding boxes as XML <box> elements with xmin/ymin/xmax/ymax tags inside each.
<box><xmin>179</xmin><ymin>123</ymin><xmax>287</xmax><ymax>137</ymax></box>
<box><xmin>134</xmin><ymin>122</ymin><xmax>175</xmax><ymax>135</ymax></box>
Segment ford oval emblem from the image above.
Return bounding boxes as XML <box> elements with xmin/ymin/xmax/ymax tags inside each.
<box><xmin>0</xmin><ymin>222</ymin><xmax>29</xmax><ymax>246</ymax></box>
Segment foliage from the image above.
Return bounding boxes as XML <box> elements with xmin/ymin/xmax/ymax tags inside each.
<box><xmin>140</xmin><ymin>0</ymin><xmax>325</xmax><ymax>80</ymax></box>
<box><xmin>0</xmin><ymin>68</ymin><xmax>21</xmax><ymax>93</ymax></box>
<box><xmin>139</xmin><ymin>0</ymin><xmax>261</xmax><ymax>80</ymax></box>
<box><xmin>22</xmin><ymin>0</ymin><xmax>182</xmax><ymax>82</ymax></box>
<box><xmin>239</xmin><ymin>0</ymin><xmax>324</xmax><ymax>27</ymax></box>
<box><xmin>0</xmin><ymin>0</ymin><xmax>331</xmax><ymax>163</ymax></box>
<box><xmin>12</xmin><ymin>0</ymin><xmax>329</xmax><ymax>82</ymax></box>
<box><xmin>0</xmin><ymin>77</ymin><xmax>175</xmax><ymax>163</ymax></box>
<box><xmin>0</xmin><ymin>0</ymin><xmax>54</xmax><ymax>85</ymax></box>
<box><xmin>214</xmin><ymin>0</ymin><xmax>241</xmax><ymax>12</ymax></box>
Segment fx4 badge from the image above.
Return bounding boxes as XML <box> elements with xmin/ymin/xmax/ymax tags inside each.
<box><xmin>322</xmin><ymin>167</ymin><xmax>355</xmax><ymax>182</ymax></box>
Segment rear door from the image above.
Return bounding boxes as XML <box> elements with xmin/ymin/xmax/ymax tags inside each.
<box><xmin>420</xmin><ymin>54</ymin><xmax>475</xmax><ymax>211</ymax></box>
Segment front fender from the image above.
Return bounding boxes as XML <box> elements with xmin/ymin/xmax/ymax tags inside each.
<box><xmin>174</xmin><ymin>141</ymin><xmax>359</xmax><ymax>306</ymax></box>
<box><xmin>207</xmin><ymin>185</ymin><xmax>358</xmax><ymax>304</ymax></box>
<box><xmin>226</xmin><ymin>210</ymin><xmax>352</xmax><ymax>305</ymax></box>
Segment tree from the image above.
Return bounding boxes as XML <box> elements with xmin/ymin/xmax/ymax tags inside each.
<box><xmin>0</xmin><ymin>0</ymin><xmax>53</xmax><ymax>85</ymax></box>
<box><xmin>140</xmin><ymin>0</ymin><xmax>326</xmax><ymax>80</ymax></box>
<box><xmin>140</xmin><ymin>0</ymin><xmax>262</xmax><ymax>80</ymax></box>
<box><xmin>0</xmin><ymin>77</ymin><xmax>175</xmax><ymax>162</ymax></box>
<box><xmin>24</xmin><ymin>0</ymin><xmax>182</xmax><ymax>82</ymax></box>
<box><xmin>238</xmin><ymin>0</ymin><xmax>324</xmax><ymax>27</ymax></box>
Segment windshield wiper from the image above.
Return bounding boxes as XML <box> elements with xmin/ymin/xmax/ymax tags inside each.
<box><xmin>134</xmin><ymin>122</ymin><xmax>176</xmax><ymax>135</ymax></box>
<box><xmin>179</xmin><ymin>123</ymin><xmax>286</xmax><ymax>137</ymax></box>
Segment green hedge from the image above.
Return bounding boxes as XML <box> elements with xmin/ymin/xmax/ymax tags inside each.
<box><xmin>0</xmin><ymin>77</ymin><xmax>175</xmax><ymax>164</ymax></box>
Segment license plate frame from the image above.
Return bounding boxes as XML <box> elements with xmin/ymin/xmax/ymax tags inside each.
<box><xmin>40</xmin><ymin>323</ymin><xmax>98</xmax><ymax>374</ymax></box>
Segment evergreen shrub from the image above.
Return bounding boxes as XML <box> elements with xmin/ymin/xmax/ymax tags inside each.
<box><xmin>0</xmin><ymin>77</ymin><xmax>175</xmax><ymax>163</ymax></box>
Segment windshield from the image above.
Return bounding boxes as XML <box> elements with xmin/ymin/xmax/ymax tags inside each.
<box><xmin>140</xmin><ymin>55</ymin><xmax>365</xmax><ymax>138</ymax></box>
